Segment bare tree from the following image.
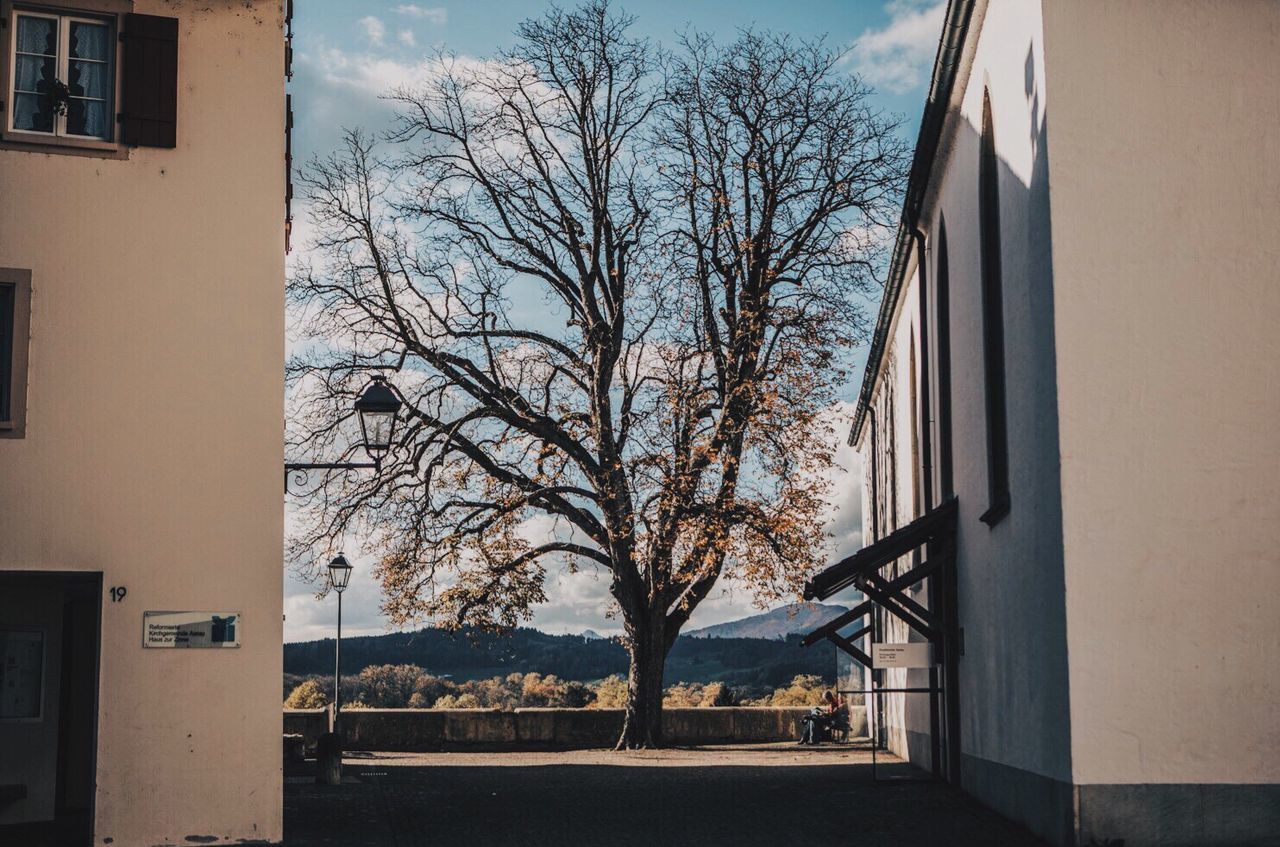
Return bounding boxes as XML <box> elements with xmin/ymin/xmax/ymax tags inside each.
<box><xmin>287</xmin><ymin>0</ymin><xmax>906</xmax><ymax>748</ymax></box>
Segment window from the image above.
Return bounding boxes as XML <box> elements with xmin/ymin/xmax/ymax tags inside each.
<box><xmin>978</xmin><ymin>90</ymin><xmax>1010</xmax><ymax>525</ymax></box>
<box><xmin>935</xmin><ymin>218</ymin><xmax>954</xmax><ymax>501</ymax></box>
<box><xmin>9</xmin><ymin>9</ymin><xmax>115</xmax><ymax>141</ymax></box>
<box><xmin>0</xmin><ymin>283</ymin><xmax>12</xmax><ymax>420</ymax></box>
<box><xmin>0</xmin><ymin>268</ymin><xmax>32</xmax><ymax>438</ymax></box>
<box><xmin>2</xmin><ymin>7</ymin><xmax>180</xmax><ymax>153</ymax></box>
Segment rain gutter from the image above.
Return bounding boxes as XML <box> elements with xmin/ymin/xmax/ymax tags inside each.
<box><xmin>849</xmin><ymin>0</ymin><xmax>977</xmax><ymax>445</ymax></box>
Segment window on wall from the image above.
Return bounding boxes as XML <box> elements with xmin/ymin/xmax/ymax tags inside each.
<box><xmin>978</xmin><ymin>90</ymin><xmax>1010</xmax><ymax>525</ymax></box>
<box><xmin>884</xmin><ymin>377</ymin><xmax>898</xmax><ymax>535</ymax></box>
<box><xmin>935</xmin><ymin>218</ymin><xmax>954</xmax><ymax>501</ymax></box>
<box><xmin>0</xmin><ymin>283</ymin><xmax>13</xmax><ymax>421</ymax></box>
<box><xmin>0</xmin><ymin>268</ymin><xmax>32</xmax><ymax>438</ymax></box>
<box><xmin>908</xmin><ymin>328</ymin><xmax>921</xmax><ymax>519</ymax></box>
<box><xmin>3</xmin><ymin>9</ymin><xmax>180</xmax><ymax>152</ymax></box>
<box><xmin>9</xmin><ymin>9</ymin><xmax>115</xmax><ymax>141</ymax></box>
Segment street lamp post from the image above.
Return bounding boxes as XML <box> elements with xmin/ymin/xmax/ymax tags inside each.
<box><xmin>290</xmin><ymin>375</ymin><xmax>400</xmax><ymax>785</ymax></box>
<box><xmin>285</xmin><ymin>376</ymin><xmax>403</xmax><ymax>494</ymax></box>
<box><xmin>326</xmin><ymin>554</ymin><xmax>353</xmax><ymax>732</ymax></box>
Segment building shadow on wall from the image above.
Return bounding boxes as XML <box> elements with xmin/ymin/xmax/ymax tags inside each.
<box><xmin>926</xmin><ymin>37</ymin><xmax>1069</xmax><ymax>847</ymax></box>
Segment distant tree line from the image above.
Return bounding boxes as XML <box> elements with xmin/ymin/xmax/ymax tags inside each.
<box><xmin>284</xmin><ymin>665</ymin><xmax>832</xmax><ymax>711</ymax></box>
<box><xmin>283</xmin><ymin>628</ymin><xmax>834</xmax><ymax>690</ymax></box>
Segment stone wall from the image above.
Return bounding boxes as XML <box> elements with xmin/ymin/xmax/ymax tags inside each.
<box><xmin>284</xmin><ymin>707</ymin><xmax>868</xmax><ymax>751</ymax></box>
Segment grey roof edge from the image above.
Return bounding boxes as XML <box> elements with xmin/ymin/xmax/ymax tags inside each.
<box><xmin>849</xmin><ymin>0</ymin><xmax>977</xmax><ymax>446</ymax></box>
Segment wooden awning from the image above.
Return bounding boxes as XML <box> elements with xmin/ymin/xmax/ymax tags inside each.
<box><xmin>799</xmin><ymin>498</ymin><xmax>962</xmax><ymax>783</ymax></box>
<box><xmin>803</xmin><ymin>497</ymin><xmax>958</xmax><ymax>601</ymax></box>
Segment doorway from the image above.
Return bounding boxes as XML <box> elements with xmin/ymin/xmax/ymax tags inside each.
<box><xmin>0</xmin><ymin>571</ymin><xmax>101</xmax><ymax>847</ymax></box>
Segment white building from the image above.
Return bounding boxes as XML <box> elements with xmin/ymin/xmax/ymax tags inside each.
<box><xmin>0</xmin><ymin>1</ymin><xmax>287</xmax><ymax>844</ymax></box>
<box><xmin>805</xmin><ymin>1</ymin><xmax>1280</xmax><ymax>844</ymax></box>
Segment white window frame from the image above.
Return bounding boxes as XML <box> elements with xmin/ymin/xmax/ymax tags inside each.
<box><xmin>6</xmin><ymin>6</ymin><xmax>115</xmax><ymax>143</ymax></box>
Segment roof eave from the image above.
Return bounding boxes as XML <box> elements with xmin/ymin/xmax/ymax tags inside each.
<box><xmin>849</xmin><ymin>0</ymin><xmax>978</xmax><ymax>446</ymax></box>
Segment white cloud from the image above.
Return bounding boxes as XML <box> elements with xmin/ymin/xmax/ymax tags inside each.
<box><xmin>304</xmin><ymin>47</ymin><xmax>427</xmax><ymax>95</ymax></box>
<box><xmin>285</xmin><ymin>562</ymin><xmax>396</xmax><ymax>642</ymax></box>
<box><xmin>850</xmin><ymin>0</ymin><xmax>946</xmax><ymax>95</ymax></box>
<box><xmin>821</xmin><ymin>406</ymin><xmax>864</xmax><ymax>561</ymax></box>
<box><xmin>297</xmin><ymin>44</ymin><xmax>498</xmax><ymax>99</ymax></box>
<box><xmin>393</xmin><ymin>4</ymin><xmax>448</xmax><ymax>25</ymax></box>
<box><xmin>359</xmin><ymin>15</ymin><xmax>386</xmax><ymax>47</ymax></box>
<box><xmin>399</xmin><ymin>29</ymin><xmax>417</xmax><ymax>48</ymax></box>
<box><xmin>533</xmin><ymin>565</ymin><xmax>621</xmax><ymax>636</ymax></box>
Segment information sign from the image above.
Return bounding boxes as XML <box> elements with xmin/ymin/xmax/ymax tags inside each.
<box><xmin>871</xmin><ymin>642</ymin><xmax>932</xmax><ymax>669</ymax></box>
<box><xmin>144</xmin><ymin>611</ymin><xmax>241</xmax><ymax>648</ymax></box>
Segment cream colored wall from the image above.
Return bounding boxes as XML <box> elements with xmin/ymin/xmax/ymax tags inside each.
<box><xmin>1042</xmin><ymin>0</ymin><xmax>1280</xmax><ymax>786</ymax></box>
<box><xmin>859</xmin><ymin>258</ymin><xmax>928</xmax><ymax>760</ymax></box>
<box><xmin>866</xmin><ymin>260</ymin><xmax>924</xmax><ymax>541</ymax></box>
<box><xmin>0</xmin><ymin>1</ymin><xmax>285</xmax><ymax>843</ymax></box>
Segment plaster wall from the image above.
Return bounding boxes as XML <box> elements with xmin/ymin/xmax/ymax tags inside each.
<box><xmin>857</xmin><ymin>258</ymin><xmax>924</xmax><ymax>761</ymax></box>
<box><xmin>863</xmin><ymin>264</ymin><xmax>923</xmax><ymax>543</ymax></box>
<box><xmin>917</xmin><ymin>0</ymin><xmax>1069</xmax><ymax>791</ymax></box>
<box><xmin>0</xmin><ymin>1</ymin><xmax>286</xmax><ymax>844</ymax></box>
<box><xmin>856</xmin><ymin>1</ymin><xmax>1069</xmax><ymax>803</ymax></box>
<box><xmin>1041</xmin><ymin>0</ymin><xmax>1280</xmax><ymax>787</ymax></box>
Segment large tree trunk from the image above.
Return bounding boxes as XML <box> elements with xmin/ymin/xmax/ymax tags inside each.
<box><xmin>617</xmin><ymin>616</ymin><xmax>667</xmax><ymax>749</ymax></box>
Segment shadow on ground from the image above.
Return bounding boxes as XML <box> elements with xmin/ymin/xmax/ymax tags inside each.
<box><xmin>284</xmin><ymin>744</ymin><xmax>1048</xmax><ymax>847</ymax></box>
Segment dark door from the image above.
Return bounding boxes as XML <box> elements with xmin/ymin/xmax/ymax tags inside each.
<box><xmin>0</xmin><ymin>572</ymin><xmax>101</xmax><ymax>847</ymax></box>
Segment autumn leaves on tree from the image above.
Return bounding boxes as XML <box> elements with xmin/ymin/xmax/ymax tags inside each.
<box><xmin>287</xmin><ymin>0</ymin><xmax>905</xmax><ymax>748</ymax></box>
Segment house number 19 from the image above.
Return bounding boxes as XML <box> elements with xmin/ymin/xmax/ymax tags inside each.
<box><xmin>110</xmin><ymin>586</ymin><xmax>128</xmax><ymax>602</ymax></box>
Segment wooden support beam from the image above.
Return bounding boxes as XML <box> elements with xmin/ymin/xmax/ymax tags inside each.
<box><xmin>858</xmin><ymin>579</ymin><xmax>939</xmax><ymax>641</ymax></box>
<box><xmin>828</xmin><ymin>632</ymin><xmax>874</xmax><ymax>670</ymax></box>
<box><xmin>865</xmin><ymin>572</ymin><xmax>941</xmax><ymax>631</ymax></box>
<box><xmin>800</xmin><ymin>598</ymin><xmax>874</xmax><ymax>647</ymax></box>
<box><xmin>805</xmin><ymin>497</ymin><xmax>957</xmax><ymax>600</ymax></box>
<box><xmin>846</xmin><ymin>624</ymin><xmax>872</xmax><ymax>643</ymax></box>
<box><xmin>883</xmin><ymin>555</ymin><xmax>945</xmax><ymax>594</ymax></box>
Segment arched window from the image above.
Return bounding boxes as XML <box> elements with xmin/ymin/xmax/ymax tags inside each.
<box><xmin>979</xmin><ymin>89</ymin><xmax>1010</xmax><ymax>525</ymax></box>
<box><xmin>936</xmin><ymin>217</ymin><xmax>954</xmax><ymax>501</ymax></box>
<box><xmin>909</xmin><ymin>327</ymin><xmax>920</xmax><ymax>519</ymax></box>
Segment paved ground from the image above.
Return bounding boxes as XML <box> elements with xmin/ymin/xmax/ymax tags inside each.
<box><xmin>284</xmin><ymin>742</ymin><xmax>1049</xmax><ymax>846</ymax></box>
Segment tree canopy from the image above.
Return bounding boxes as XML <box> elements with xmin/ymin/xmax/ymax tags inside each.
<box><xmin>287</xmin><ymin>0</ymin><xmax>905</xmax><ymax>747</ymax></box>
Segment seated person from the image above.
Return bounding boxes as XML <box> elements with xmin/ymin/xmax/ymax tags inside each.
<box><xmin>799</xmin><ymin>706</ymin><xmax>828</xmax><ymax>745</ymax></box>
<box><xmin>799</xmin><ymin>690</ymin><xmax>843</xmax><ymax>745</ymax></box>
<box><xmin>824</xmin><ymin>690</ymin><xmax>851</xmax><ymax>742</ymax></box>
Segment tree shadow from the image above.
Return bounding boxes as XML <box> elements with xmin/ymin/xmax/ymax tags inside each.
<box><xmin>284</xmin><ymin>756</ymin><xmax>1048</xmax><ymax>847</ymax></box>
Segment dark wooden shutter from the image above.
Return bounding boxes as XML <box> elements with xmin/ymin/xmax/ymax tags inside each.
<box><xmin>0</xmin><ymin>284</ymin><xmax>14</xmax><ymax>423</ymax></box>
<box><xmin>285</xmin><ymin>0</ymin><xmax>295</xmax><ymax>79</ymax></box>
<box><xmin>285</xmin><ymin>94</ymin><xmax>294</xmax><ymax>252</ymax></box>
<box><xmin>119</xmin><ymin>14</ymin><xmax>178</xmax><ymax>148</ymax></box>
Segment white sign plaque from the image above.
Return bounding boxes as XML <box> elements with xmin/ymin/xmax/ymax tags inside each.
<box><xmin>144</xmin><ymin>611</ymin><xmax>240</xmax><ymax>648</ymax></box>
<box><xmin>872</xmin><ymin>642</ymin><xmax>932</xmax><ymax>669</ymax></box>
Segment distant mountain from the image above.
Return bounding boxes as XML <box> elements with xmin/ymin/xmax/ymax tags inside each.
<box><xmin>580</xmin><ymin>629</ymin><xmax>605</xmax><ymax>640</ymax></box>
<box><xmin>686</xmin><ymin>602</ymin><xmax>850</xmax><ymax>640</ymax></box>
<box><xmin>284</xmin><ymin>625</ymin><xmax>835</xmax><ymax>689</ymax></box>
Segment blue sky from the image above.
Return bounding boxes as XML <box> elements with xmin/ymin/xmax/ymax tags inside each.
<box><xmin>283</xmin><ymin>0</ymin><xmax>947</xmax><ymax>642</ymax></box>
